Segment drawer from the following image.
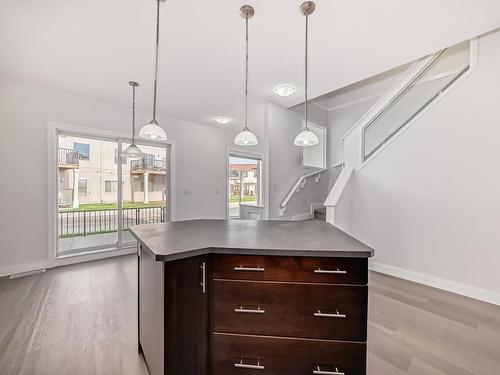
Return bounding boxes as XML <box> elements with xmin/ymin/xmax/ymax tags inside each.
<box><xmin>213</xmin><ymin>255</ymin><xmax>367</xmax><ymax>285</ymax></box>
<box><xmin>212</xmin><ymin>334</ymin><xmax>366</xmax><ymax>375</ymax></box>
<box><xmin>213</xmin><ymin>281</ymin><xmax>367</xmax><ymax>341</ymax></box>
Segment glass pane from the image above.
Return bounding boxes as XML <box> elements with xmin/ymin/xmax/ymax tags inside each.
<box><xmin>121</xmin><ymin>142</ymin><xmax>168</xmax><ymax>245</ymax></box>
<box><xmin>228</xmin><ymin>156</ymin><xmax>261</xmax><ymax>219</ymax></box>
<box><xmin>57</xmin><ymin>135</ymin><xmax>118</xmax><ymax>256</ymax></box>
<box><xmin>363</xmin><ymin>40</ymin><xmax>470</xmax><ymax>159</ymax></box>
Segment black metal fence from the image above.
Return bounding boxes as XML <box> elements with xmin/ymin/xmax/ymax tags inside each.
<box><xmin>59</xmin><ymin>206</ymin><xmax>166</xmax><ymax>237</ymax></box>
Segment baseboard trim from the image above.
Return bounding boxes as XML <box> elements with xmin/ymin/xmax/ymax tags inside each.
<box><xmin>369</xmin><ymin>261</ymin><xmax>500</xmax><ymax>306</ymax></box>
<box><xmin>0</xmin><ymin>247</ymin><xmax>136</xmax><ymax>278</ymax></box>
<box><xmin>0</xmin><ymin>261</ymin><xmax>50</xmax><ymax>279</ymax></box>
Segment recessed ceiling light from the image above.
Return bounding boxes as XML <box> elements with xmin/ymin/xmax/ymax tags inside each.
<box><xmin>214</xmin><ymin>116</ymin><xmax>232</xmax><ymax>124</ymax></box>
<box><xmin>274</xmin><ymin>84</ymin><xmax>296</xmax><ymax>98</ymax></box>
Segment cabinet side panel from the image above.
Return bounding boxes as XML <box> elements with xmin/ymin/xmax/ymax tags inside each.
<box><xmin>165</xmin><ymin>256</ymin><xmax>208</xmax><ymax>375</ymax></box>
<box><xmin>139</xmin><ymin>247</ymin><xmax>165</xmax><ymax>375</ymax></box>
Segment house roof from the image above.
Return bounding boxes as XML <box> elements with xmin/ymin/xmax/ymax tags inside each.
<box><xmin>229</xmin><ymin>164</ymin><xmax>257</xmax><ymax>172</ymax></box>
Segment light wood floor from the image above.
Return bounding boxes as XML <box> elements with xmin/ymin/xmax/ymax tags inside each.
<box><xmin>1</xmin><ymin>255</ymin><xmax>499</xmax><ymax>375</ymax></box>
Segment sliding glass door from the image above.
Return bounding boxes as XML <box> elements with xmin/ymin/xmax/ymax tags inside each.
<box><xmin>120</xmin><ymin>141</ymin><xmax>168</xmax><ymax>245</ymax></box>
<box><xmin>56</xmin><ymin>132</ymin><xmax>169</xmax><ymax>257</ymax></box>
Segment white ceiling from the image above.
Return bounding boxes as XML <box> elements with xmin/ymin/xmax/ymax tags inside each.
<box><xmin>1</xmin><ymin>0</ymin><xmax>500</xmax><ymax>129</ymax></box>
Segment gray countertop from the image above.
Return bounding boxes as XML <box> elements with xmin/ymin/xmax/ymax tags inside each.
<box><xmin>130</xmin><ymin>220</ymin><xmax>374</xmax><ymax>261</ymax></box>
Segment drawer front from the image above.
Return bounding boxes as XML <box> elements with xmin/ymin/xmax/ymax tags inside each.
<box><xmin>213</xmin><ymin>255</ymin><xmax>367</xmax><ymax>285</ymax></box>
<box><xmin>212</xmin><ymin>334</ymin><xmax>366</xmax><ymax>375</ymax></box>
<box><xmin>213</xmin><ymin>281</ymin><xmax>367</xmax><ymax>341</ymax></box>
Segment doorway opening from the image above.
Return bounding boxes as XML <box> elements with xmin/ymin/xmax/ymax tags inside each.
<box><xmin>227</xmin><ymin>154</ymin><xmax>262</xmax><ymax>220</ymax></box>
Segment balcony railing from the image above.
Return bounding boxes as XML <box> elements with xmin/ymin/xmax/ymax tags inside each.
<box><xmin>58</xmin><ymin>206</ymin><xmax>167</xmax><ymax>238</ymax></box>
<box><xmin>130</xmin><ymin>158</ymin><xmax>166</xmax><ymax>172</ymax></box>
<box><xmin>58</xmin><ymin>148</ymin><xmax>80</xmax><ymax>167</ymax></box>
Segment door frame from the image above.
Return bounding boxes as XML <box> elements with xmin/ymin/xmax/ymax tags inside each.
<box><xmin>226</xmin><ymin>148</ymin><xmax>265</xmax><ymax>220</ymax></box>
<box><xmin>47</xmin><ymin>121</ymin><xmax>175</xmax><ymax>267</ymax></box>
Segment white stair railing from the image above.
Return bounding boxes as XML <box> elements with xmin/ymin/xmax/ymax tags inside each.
<box><xmin>280</xmin><ymin>163</ymin><xmax>345</xmax><ymax>217</ymax></box>
<box><xmin>279</xmin><ymin>168</ymin><xmax>327</xmax><ymax>217</ymax></box>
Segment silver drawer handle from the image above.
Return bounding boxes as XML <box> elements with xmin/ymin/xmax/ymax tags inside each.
<box><xmin>235</xmin><ymin>305</ymin><xmax>265</xmax><ymax>314</ymax></box>
<box><xmin>314</xmin><ymin>268</ymin><xmax>347</xmax><ymax>275</ymax></box>
<box><xmin>314</xmin><ymin>309</ymin><xmax>346</xmax><ymax>319</ymax></box>
<box><xmin>313</xmin><ymin>365</ymin><xmax>345</xmax><ymax>375</ymax></box>
<box><xmin>200</xmin><ymin>262</ymin><xmax>206</xmax><ymax>294</ymax></box>
<box><xmin>234</xmin><ymin>265</ymin><xmax>265</xmax><ymax>272</ymax></box>
<box><xmin>235</xmin><ymin>358</ymin><xmax>264</xmax><ymax>370</ymax></box>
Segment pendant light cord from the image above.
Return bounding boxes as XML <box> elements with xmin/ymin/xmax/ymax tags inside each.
<box><xmin>132</xmin><ymin>84</ymin><xmax>136</xmax><ymax>143</ymax></box>
<box><xmin>244</xmin><ymin>15</ymin><xmax>249</xmax><ymax>131</ymax></box>
<box><xmin>304</xmin><ymin>13</ymin><xmax>309</xmax><ymax>131</ymax></box>
<box><xmin>152</xmin><ymin>0</ymin><xmax>160</xmax><ymax>122</ymax></box>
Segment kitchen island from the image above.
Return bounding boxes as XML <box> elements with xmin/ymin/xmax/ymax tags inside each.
<box><xmin>130</xmin><ymin>219</ymin><xmax>374</xmax><ymax>375</ymax></box>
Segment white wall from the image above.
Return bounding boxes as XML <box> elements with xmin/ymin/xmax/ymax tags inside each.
<box><xmin>334</xmin><ymin>30</ymin><xmax>500</xmax><ymax>303</ymax></box>
<box><xmin>0</xmin><ymin>79</ymin><xmax>266</xmax><ymax>274</ymax></box>
<box><xmin>327</xmin><ymin>99</ymin><xmax>378</xmax><ymax>166</ymax></box>
<box><xmin>267</xmin><ymin>103</ymin><xmax>329</xmax><ymax>220</ymax></box>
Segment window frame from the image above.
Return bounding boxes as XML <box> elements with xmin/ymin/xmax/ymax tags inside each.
<box><xmin>356</xmin><ymin>38</ymin><xmax>478</xmax><ymax>168</ymax></box>
<box><xmin>47</xmin><ymin>121</ymin><xmax>175</xmax><ymax>266</ymax></box>
<box><xmin>78</xmin><ymin>178</ymin><xmax>88</xmax><ymax>196</ymax></box>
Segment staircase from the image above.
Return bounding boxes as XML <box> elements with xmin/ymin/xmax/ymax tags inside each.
<box><xmin>314</xmin><ymin>207</ymin><xmax>326</xmax><ymax>221</ymax></box>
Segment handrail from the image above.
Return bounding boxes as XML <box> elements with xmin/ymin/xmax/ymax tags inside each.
<box><xmin>280</xmin><ymin>168</ymin><xmax>327</xmax><ymax>209</ymax></box>
<box><xmin>324</xmin><ymin>166</ymin><xmax>353</xmax><ymax>207</ymax></box>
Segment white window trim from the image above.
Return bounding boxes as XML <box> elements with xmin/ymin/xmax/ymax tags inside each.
<box><xmin>226</xmin><ymin>148</ymin><xmax>267</xmax><ymax>220</ymax></box>
<box><xmin>47</xmin><ymin>121</ymin><xmax>176</xmax><ymax>268</ymax></box>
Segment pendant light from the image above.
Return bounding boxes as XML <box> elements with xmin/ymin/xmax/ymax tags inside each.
<box><xmin>234</xmin><ymin>5</ymin><xmax>258</xmax><ymax>146</ymax></box>
<box><xmin>139</xmin><ymin>0</ymin><xmax>168</xmax><ymax>141</ymax></box>
<box><xmin>294</xmin><ymin>1</ymin><xmax>319</xmax><ymax>147</ymax></box>
<box><xmin>122</xmin><ymin>82</ymin><xmax>145</xmax><ymax>158</ymax></box>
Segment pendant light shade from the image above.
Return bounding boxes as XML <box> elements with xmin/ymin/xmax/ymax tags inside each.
<box><xmin>122</xmin><ymin>81</ymin><xmax>145</xmax><ymax>158</ymax></box>
<box><xmin>294</xmin><ymin>127</ymin><xmax>319</xmax><ymax>147</ymax></box>
<box><xmin>139</xmin><ymin>0</ymin><xmax>167</xmax><ymax>141</ymax></box>
<box><xmin>138</xmin><ymin>119</ymin><xmax>167</xmax><ymax>140</ymax></box>
<box><xmin>122</xmin><ymin>143</ymin><xmax>145</xmax><ymax>158</ymax></box>
<box><xmin>234</xmin><ymin>5</ymin><xmax>258</xmax><ymax>146</ymax></box>
<box><xmin>294</xmin><ymin>1</ymin><xmax>318</xmax><ymax>147</ymax></box>
<box><xmin>234</xmin><ymin>128</ymin><xmax>258</xmax><ymax>146</ymax></box>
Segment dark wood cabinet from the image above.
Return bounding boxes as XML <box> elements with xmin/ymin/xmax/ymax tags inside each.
<box><xmin>212</xmin><ymin>334</ymin><xmax>366</xmax><ymax>375</ymax></box>
<box><xmin>138</xmin><ymin>247</ymin><xmax>209</xmax><ymax>375</ymax></box>
<box><xmin>213</xmin><ymin>255</ymin><xmax>367</xmax><ymax>285</ymax></box>
<box><xmin>165</xmin><ymin>255</ymin><xmax>209</xmax><ymax>375</ymax></box>
<box><xmin>213</xmin><ymin>280</ymin><xmax>368</xmax><ymax>341</ymax></box>
<box><xmin>138</xmin><ymin>250</ymin><xmax>368</xmax><ymax>375</ymax></box>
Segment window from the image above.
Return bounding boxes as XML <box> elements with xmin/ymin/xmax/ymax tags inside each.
<box><xmin>144</xmin><ymin>153</ymin><xmax>156</xmax><ymax>169</ymax></box>
<box><xmin>74</xmin><ymin>142</ymin><xmax>90</xmax><ymax>160</ymax></box>
<box><xmin>302</xmin><ymin>122</ymin><xmax>326</xmax><ymax>168</ymax></box>
<box><xmin>78</xmin><ymin>179</ymin><xmax>87</xmax><ymax>196</ymax></box>
<box><xmin>105</xmin><ymin>180</ymin><xmax>118</xmax><ymax>193</ymax></box>
<box><xmin>55</xmin><ymin>132</ymin><xmax>169</xmax><ymax>258</ymax></box>
<box><xmin>362</xmin><ymin>40</ymin><xmax>471</xmax><ymax>161</ymax></box>
<box><xmin>114</xmin><ymin>149</ymin><xmax>127</xmax><ymax>165</ymax></box>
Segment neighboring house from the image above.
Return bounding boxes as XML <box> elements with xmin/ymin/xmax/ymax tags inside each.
<box><xmin>229</xmin><ymin>163</ymin><xmax>258</xmax><ymax>198</ymax></box>
<box><xmin>57</xmin><ymin>135</ymin><xmax>166</xmax><ymax>208</ymax></box>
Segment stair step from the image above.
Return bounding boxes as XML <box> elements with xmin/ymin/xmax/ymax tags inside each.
<box><xmin>314</xmin><ymin>207</ymin><xmax>326</xmax><ymax>221</ymax></box>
